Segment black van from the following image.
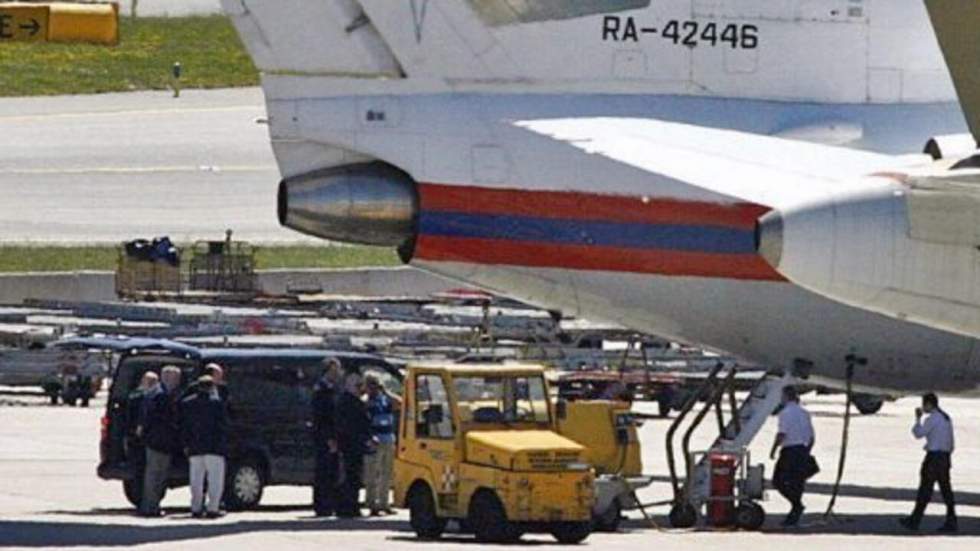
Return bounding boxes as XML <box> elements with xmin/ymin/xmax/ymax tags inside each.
<box><xmin>94</xmin><ymin>338</ymin><xmax>402</xmax><ymax>510</ymax></box>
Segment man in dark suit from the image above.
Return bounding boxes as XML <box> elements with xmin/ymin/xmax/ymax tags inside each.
<box><xmin>335</xmin><ymin>371</ymin><xmax>373</xmax><ymax>518</ymax></box>
<box><xmin>311</xmin><ymin>358</ymin><xmax>343</xmax><ymax>517</ymax></box>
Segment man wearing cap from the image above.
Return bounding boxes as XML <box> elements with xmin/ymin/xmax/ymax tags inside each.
<box><xmin>181</xmin><ymin>374</ymin><xmax>229</xmax><ymax>518</ymax></box>
<box><xmin>900</xmin><ymin>393</ymin><xmax>958</xmax><ymax>533</ymax></box>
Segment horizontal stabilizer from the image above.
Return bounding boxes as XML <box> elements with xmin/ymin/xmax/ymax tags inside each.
<box><xmin>519</xmin><ymin>117</ymin><xmax>902</xmax><ymax>208</ymax></box>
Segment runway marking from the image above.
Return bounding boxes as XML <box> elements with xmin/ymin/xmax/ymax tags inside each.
<box><xmin>0</xmin><ymin>104</ymin><xmax>262</xmax><ymax>122</ymax></box>
<box><xmin>0</xmin><ymin>165</ymin><xmax>276</xmax><ymax>175</ymax></box>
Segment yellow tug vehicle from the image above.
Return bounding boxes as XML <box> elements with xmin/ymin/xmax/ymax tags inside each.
<box><xmin>394</xmin><ymin>364</ymin><xmax>594</xmax><ymax>544</ymax></box>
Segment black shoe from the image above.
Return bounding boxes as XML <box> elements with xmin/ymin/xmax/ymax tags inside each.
<box><xmin>205</xmin><ymin>511</ymin><xmax>226</xmax><ymax>519</ymax></box>
<box><xmin>191</xmin><ymin>510</ymin><xmax>205</xmax><ymax>519</ymax></box>
<box><xmin>782</xmin><ymin>505</ymin><xmax>804</xmax><ymax>527</ymax></box>
<box><xmin>937</xmin><ymin>522</ymin><xmax>958</xmax><ymax>534</ymax></box>
<box><xmin>898</xmin><ymin>517</ymin><xmax>919</xmax><ymax>531</ymax></box>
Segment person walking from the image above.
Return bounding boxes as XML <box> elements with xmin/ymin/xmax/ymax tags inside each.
<box><xmin>363</xmin><ymin>375</ymin><xmax>399</xmax><ymax>515</ymax></box>
<box><xmin>770</xmin><ymin>386</ymin><xmax>816</xmax><ymax>527</ymax></box>
<box><xmin>137</xmin><ymin>366</ymin><xmax>182</xmax><ymax>517</ymax></box>
<box><xmin>180</xmin><ymin>375</ymin><xmax>229</xmax><ymax>519</ymax></box>
<box><xmin>336</xmin><ymin>371</ymin><xmax>372</xmax><ymax>518</ymax></box>
<box><xmin>900</xmin><ymin>393</ymin><xmax>958</xmax><ymax>533</ymax></box>
<box><xmin>311</xmin><ymin>358</ymin><xmax>342</xmax><ymax>517</ymax></box>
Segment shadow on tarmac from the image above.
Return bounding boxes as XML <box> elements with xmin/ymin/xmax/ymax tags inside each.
<box><xmin>41</xmin><ymin>504</ymin><xmax>313</xmax><ymax>517</ymax></box>
<box><xmin>647</xmin><ymin>475</ymin><xmax>980</xmax><ymax>507</ymax></box>
<box><xmin>618</xmin><ymin>515</ymin><xmax>978</xmax><ymax>537</ymax></box>
<box><xmin>0</xmin><ymin>518</ymin><xmax>411</xmax><ymax>547</ymax></box>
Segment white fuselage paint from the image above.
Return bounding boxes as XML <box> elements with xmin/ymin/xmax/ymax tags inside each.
<box><xmin>223</xmin><ymin>0</ymin><xmax>980</xmax><ymax>396</ymax></box>
<box><xmin>259</xmin><ymin>92</ymin><xmax>977</xmax><ymax>396</ymax></box>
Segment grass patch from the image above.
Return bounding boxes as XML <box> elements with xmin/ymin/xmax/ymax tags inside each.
<box><xmin>0</xmin><ymin>15</ymin><xmax>258</xmax><ymax>96</ymax></box>
<box><xmin>0</xmin><ymin>245</ymin><xmax>401</xmax><ymax>273</ymax></box>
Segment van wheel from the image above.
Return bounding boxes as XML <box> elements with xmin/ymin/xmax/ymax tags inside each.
<box><xmin>123</xmin><ymin>478</ymin><xmax>165</xmax><ymax>508</ymax></box>
<box><xmin>551</xmin><ymin>521</ymin><xmax>592</xmax><ymax>544</ymax></box>
<box><xmin>469</xmin><ymin>490</ymin><xmax>522</xmax><ymax>543</ymax></box>
<box><xmin>407</xmin><ymin>483</ymin><xmax>446</xmax><ymax>540</ymax></box>
<box><xmin>123</xmin><ymin>479</ymin><xmax>143</xmax><ymax>508</ymax></box>
<box><xmin>224</xmin><ymin>459</ymin><xmax>264</xmax><ymax>511</ymax></box>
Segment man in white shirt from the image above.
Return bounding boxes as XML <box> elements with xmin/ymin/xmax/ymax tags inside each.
<box><xmin>770</xmin><ymin>386</ymin><xmax>816</xmax><ymax>527</ymax></box>
<box><xmin>899</xmin><ymin>393</ymin><xmax>957</xmax><ymax>533</ymax></box>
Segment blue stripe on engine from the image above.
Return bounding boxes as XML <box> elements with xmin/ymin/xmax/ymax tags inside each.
<box><xmin>419</xmin><ymin>212</ymin><xmax>757</xmax><ymax>254</ymax></box>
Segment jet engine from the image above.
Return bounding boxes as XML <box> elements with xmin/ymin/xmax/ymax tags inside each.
<box><xmin>277</xmin><ymin>162</ymin><xmax>419</xmax><ymax>260</ymax></box>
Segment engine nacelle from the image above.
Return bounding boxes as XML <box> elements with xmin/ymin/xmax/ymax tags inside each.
<box><xmin>923</xmin><ymin>133</ymin><xmax>977</xmax><ymax>160</ymax></box>
<box><xmin>277</xmin><ymin>162</ymin><xmax>418</xmax><ymax>253</ymax></box>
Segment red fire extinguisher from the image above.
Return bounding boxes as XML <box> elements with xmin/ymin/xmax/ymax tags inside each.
<box><xmin>708</xmin><ymin>452</ymin><xmax>737</xmax><ymax>527</ymax></box>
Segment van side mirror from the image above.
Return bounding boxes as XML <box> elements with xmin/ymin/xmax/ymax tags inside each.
<box><xmin>556</xmin><ymin>399</ymin><xmax>568</xmax><ymax>420</ymax></box>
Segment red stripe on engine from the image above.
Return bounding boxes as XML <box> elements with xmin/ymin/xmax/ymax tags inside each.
<box><xmin>415</xmin><ymin>235</ymin><xmax>785</xmax><ymax>281</ymax></box>
<box><xmin>418</xmin><ymin>183</ymin><xmax>770</xmax><ymax>228</ymax></box>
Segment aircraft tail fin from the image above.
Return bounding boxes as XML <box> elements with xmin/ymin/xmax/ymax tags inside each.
<box><xmin>925</xmin><ymin>1</ymin><xmax>980</xmax><ymax>146</ymax></box>
<box><xmin>220</xmin><ymin>0</ymin><xmax>404</xmax><ymax>80</ymax></box>
<box><xmin>222</xmin><ymin>0</ymin><xmax>656</xmax><ymax>94</ymax></box>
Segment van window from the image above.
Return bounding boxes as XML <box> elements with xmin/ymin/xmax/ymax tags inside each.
<box><xmin>223</xmin><ymin>359</ymin><xmax>312</xmax><ymax>411</ymax></box>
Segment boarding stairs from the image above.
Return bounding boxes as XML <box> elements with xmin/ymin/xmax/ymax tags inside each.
<box><xmin>666</xmin><ymin>364</ymin><xmax>793</xmax><ymax>526</ymax></box>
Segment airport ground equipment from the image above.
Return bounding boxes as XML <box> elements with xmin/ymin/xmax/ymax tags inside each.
<box><xmin>116</xmin><ymin>239</ymin><xmax>182</xmax><ymax>299</ymax></box>
<box><xmin>666</xmin><ymin>364</ymin><xmax>791</xmax><ymax>530</ymax></box>
<box><xmin>188</xmin><ymin>231</ymin><xmax>258</xmax><ymax>295</ymax></box>
<box><xmin>394</xmin><ymin>364</ymin><xmax>594</xmax><ymax>544</ymax></box>
<box><xmin>0</xmin><ymin>342</ymin><xmax>108</xmax><ymax>405</ymax></box>
<box><xmin>0</xmin><ymin>2</ymin><xmax>118</xmax><ymax>44</ymax></box>
<box><xmin>556</xmin><ymin>399</ymin><xmax>653</xmax><ymax>531</ymax></box>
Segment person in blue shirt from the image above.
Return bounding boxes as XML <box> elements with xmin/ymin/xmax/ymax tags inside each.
<box><xmin>363</xmin><ymin>375</ymin><xmax>401</xmax><ymax>516</ymax></box>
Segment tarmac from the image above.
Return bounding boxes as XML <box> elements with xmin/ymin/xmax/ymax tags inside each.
<box><xmin>0</xmin><ymin>88</ymin><xmax>311</xmax><ymax>244</ymax></box>
<box><xmin>1</xmin><ymin>393</ymin><xmax>979</xmax><ymax>550</ymax></box>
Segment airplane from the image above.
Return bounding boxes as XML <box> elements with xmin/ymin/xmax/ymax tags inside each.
<box><xmin>222</xmin><ymin>0</ymin><xmax>980</xmax><ymax>398</ymax></box>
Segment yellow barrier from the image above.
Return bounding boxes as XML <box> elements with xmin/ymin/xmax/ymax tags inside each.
<box><xmin>0</xmin><ymin>2</ymin><xmax>118</xmax><ymax>45</ymax></box>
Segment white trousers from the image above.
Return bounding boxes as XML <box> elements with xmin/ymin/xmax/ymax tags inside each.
<box><xmin>189</xmin><ymin>454</ymin><xmax>226</xmax><ymax>513</ymax></box>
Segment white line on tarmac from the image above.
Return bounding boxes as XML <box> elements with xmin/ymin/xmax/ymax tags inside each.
<box><xmin>0</xmin><ymin>165</ymin><xmax>276</xmax><ymax>175</ymax></box>
<box><xmin>0</xmin><ymin>105</ymin><xmax>261</xmax><ymax>122</ymax></box>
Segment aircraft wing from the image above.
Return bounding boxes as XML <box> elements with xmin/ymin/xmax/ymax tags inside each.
<box><xmin>518</xmin><ymin>117</ymin><xmax>908</xmax><ymax>209</ymax></box>
<box><xmin>925</xmin><ymin>1</ymin><xmax>980</xmax><ymax>146</ymax></box>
